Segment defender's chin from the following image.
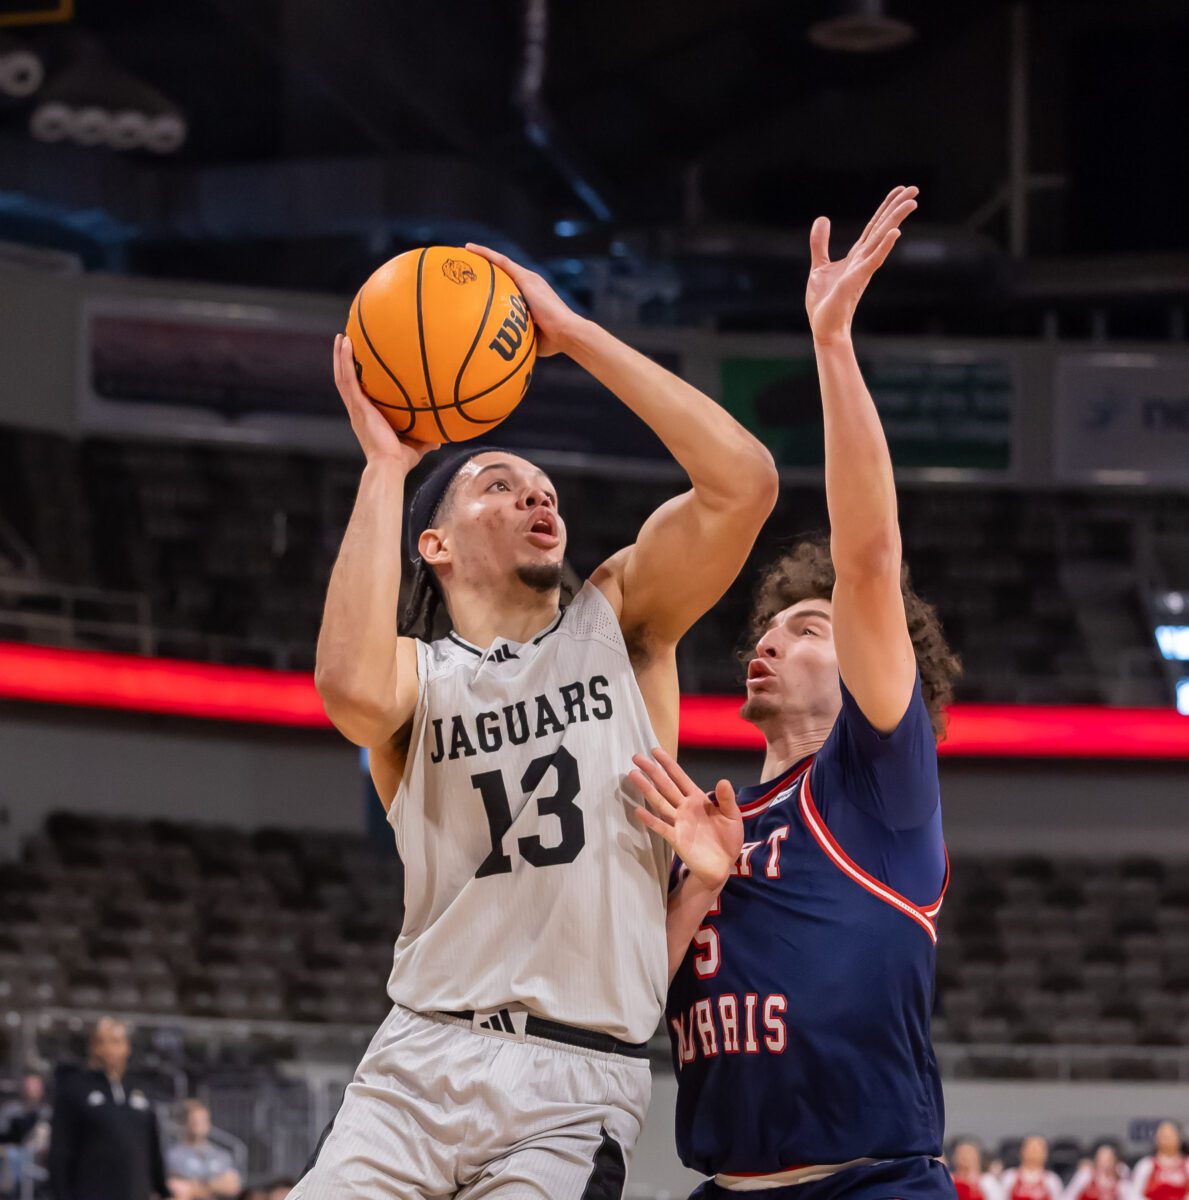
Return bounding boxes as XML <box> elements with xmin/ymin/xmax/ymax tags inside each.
<box><xmin>740</xmin><ymin>695</ymin><xmax>781</xmax><ymax>727</ymax></box>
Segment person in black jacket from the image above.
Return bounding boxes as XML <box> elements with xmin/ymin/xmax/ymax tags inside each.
<box><xmin>48</xmin><ymin>1017</ymin><xmax>170</xmax><ymax>1200</ymax></box>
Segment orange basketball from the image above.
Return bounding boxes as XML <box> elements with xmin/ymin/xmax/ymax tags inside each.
<box><xmin>345</xmin><ymin>246</ymin><xmax>537</xmax><ymax>443</ymax></box>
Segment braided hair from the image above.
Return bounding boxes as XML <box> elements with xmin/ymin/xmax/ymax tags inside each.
<box><xmin>399</xmin><ymin>557</ymin><xmax>446</xmax><ymax>641</ymax></box>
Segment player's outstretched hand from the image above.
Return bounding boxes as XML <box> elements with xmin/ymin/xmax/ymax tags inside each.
<box><xmin>805</xmin><ymin>184</ymin><xmax>918</xmax><ymax>347</ymax></box>
<box><xmin>465</xmin><ymin>243</ymin><xmax>580</xmax><ymax>358</ymax></box>
<box><xmin>335</xmin><ymin>334</ymin><xmax>439</xmax><ymax>470</ymax></box>
<box><xmin>629</xmin><ymin>748</ymin><xmax>743</xmax><ymax>892</ymax></box>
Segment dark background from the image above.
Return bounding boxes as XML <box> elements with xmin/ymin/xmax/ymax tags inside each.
<box><xmin>2</xmin><ymin>0</ymin><xmax>1187</xmax><ymax>334</ymax></box>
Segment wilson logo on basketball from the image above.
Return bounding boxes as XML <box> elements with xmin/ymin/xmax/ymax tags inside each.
<box><xmin>441</xmin><ymin>258</ymin><xmax>478</xmax><ymax>285</ymax></box>
<box><xmin>345</xmin><ymin>246</ymin><xmax>536</xmax><ymax>442</ymax></box>
<box><xmin>489</xmin><ymin>294</ymin><xmax>531</xmax><ymax>361</ymax></box>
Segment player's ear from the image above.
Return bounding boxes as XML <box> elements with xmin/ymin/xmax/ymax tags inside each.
<box><xmin>419</xmin><ymin>527</ymin><xmax>450</xmax><ymax>568</ymax></box>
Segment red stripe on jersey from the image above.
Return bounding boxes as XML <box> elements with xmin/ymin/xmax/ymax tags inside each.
<box><xmin>799</xmin><ymin>769</ymin><xmax>948</xmax><ymax>943</ymax></box>
<box><xmin>737</xmin><ymin>758</ymin><xmax>813</xmax><ymax>819</ymax></box>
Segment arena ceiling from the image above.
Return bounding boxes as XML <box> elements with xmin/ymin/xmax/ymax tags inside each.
<box><xmin>0</xmin><ymin>0</ymin><xmax>1186</xmax><ymax>331</ymax></box>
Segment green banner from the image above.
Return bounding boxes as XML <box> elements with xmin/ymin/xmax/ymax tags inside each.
<box><xmin>721</xmin><ymin>354</ymin><xmax>1014</xmax><ymax>471</ymax></box>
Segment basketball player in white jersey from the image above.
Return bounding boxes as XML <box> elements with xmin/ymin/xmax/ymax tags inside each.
<box><xmin>291</xmin><ymin>246</ymin><xmax>778</xmax><ymax>1200</ymax></box>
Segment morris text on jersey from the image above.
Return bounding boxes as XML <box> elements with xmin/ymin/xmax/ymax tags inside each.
<box><xmin>670</xmin><ymin>993</ymin><xmax>789</xmax><ymax>1064</ymax></box>
<box><xmin>429</xmin><ymin>675</ymin><xmax>614</xmax><ymax>763</ymax></box>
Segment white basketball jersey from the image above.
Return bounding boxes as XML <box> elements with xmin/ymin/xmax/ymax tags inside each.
<box><xmin>386</xmin><ymin>581</ymin><xmax>670</xmax><ymax>1043</ymax></box>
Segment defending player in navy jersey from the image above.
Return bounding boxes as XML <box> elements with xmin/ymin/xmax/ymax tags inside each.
<box><xmin>630</xmin><ymin>187</ymin><xmax>962</xmax><ymax>1200</ymax></box>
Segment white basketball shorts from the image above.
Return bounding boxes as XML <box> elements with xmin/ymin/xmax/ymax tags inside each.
<box><xmin>287</xmin><ymin>1004</ymin><xmax>651</xmax><ymax>1199</ymax></box>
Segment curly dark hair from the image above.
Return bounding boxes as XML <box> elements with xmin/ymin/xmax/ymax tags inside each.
<box><xmin>742</xmin><ymin>534</ymin><xmax>961</xmax><ymax>740</ymax></box>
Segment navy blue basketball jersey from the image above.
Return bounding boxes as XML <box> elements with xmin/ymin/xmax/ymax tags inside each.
<box><xmin>666</xmin><ymin>674</ymin><xmax>948</xmax><ymax>1181</ymax></box>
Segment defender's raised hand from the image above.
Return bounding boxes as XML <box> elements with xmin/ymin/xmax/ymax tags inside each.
<box><xmin>334</xmin><ymin>334</ymin><xmax>439</xmax><ymax>469</ymax></box>
<box><xmin>630</xmin><ymin>748</ymin><xmax>743</xmax><ymax>892</ymax></box>
<box><xmin>805</xmin><ymin>185</ymin><xmax>918</xmax><ymax>347</ymax></box>
<box><xmin>465</xmin><ymin>243</ymin><xmax>580</xmax><ymax>357</ymax></box>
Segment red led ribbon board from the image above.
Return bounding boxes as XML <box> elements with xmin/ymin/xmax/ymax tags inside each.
<box><xmin>0</xmin><ymin>642</ymin><xmax>328</xmax><ymax>727</ymax></box>
<box><xmin>677</xmin><ymin>694</ymin><xmax>1189</xmax><ymax>760</ymax></box>
<box><xmin>0</xmin><ymin>642</ymin><xmax>1186</xmax><ymax>759</ymax></box>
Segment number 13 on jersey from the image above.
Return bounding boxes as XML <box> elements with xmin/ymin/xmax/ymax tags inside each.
<box><xmin>471</xmin><ymin>747</ymin><xmax>586</xmax><ymax>877</ymax></box>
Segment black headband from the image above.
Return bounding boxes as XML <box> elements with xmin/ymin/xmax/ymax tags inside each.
<box><xmin>404</xmin><ymin>446</ymin><xmax>507</xmax><ymax>564</ymax></box>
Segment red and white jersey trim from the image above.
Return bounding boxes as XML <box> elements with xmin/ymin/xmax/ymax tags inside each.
<box><xmin>737</xmin><ymin>759</ymin><xmax>813</xmax><ymax>820</ymax></box>
<box><xmin>799</xmin><ymin>769</ymin><xmax>949</xmax><ymax>944</ymax></box>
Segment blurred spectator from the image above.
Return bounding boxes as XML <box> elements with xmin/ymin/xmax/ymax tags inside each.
<box><xmin>48</xmin><ymin>1017</ymin><xmax>169</xmax><ymax>1200</ymax></box>
<box><xmin>0</xmin><ymin>1072</ymin><xmax>51</xmax><ymax>1194</ymax></box>
<box><xmin>1065</xmin><ymin>1143</ymin><xmax>1129</xmax><ymax>1200</ymax></box>
<box><xmin>0</xmin><ymin>1071</ymin><xmax>50</xmax><ymax>1143</ymax></box>
<box><xmin>951</xmin><ymin>1138</ymin><xmax>1005</xmax><ymax>1200</ymax></box>
<box><xmin>1131</xmin><ymin>1122</ymin><xmax>1188</xmax><ymax>1200</ymax></box>
<box><xmin>167</xmin><ymin>1100</ymin><xmax>241</xmax><ymax>1200</ymax></box>
<box><xmin>1001</xmin><ymin>1136</ymin><xmax>1064</xmax><ymax>1200</ymax></box>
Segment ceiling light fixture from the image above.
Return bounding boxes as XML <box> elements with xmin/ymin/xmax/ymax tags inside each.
<box><xmin>808</xmin><ymin>0</ymin><xmax>917</xmax><ymax>54</ymax></box>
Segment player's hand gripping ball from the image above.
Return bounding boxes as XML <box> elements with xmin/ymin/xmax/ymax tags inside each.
<box><xmin>345</xmin><ymin>246</ymin><xmax>537</xmax><ymax>443</ymax></box>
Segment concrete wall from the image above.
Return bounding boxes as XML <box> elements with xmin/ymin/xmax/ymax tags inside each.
<box><xmin>682</xmin><ymin>750</ymin><xmax>1189</xmax><ymax>857</ymax></box>
<box><xmin>1</xmin><ymin>707</ymin><xmax>1186</xmax><ymax>853</ymax></box>
<box><xmin>942</xmin><ymin>1080</ymin><xmax>1189</xmax><ymax>1155</ymax></box>
<box><xmin>0</xmin><ymin>258</ymin><xmax>343</xmax><ymax>437</ymax></box>
<box><xmin>0</xmin><ymin>704</ymin><xmax>364</xmax><ymax>844</ymax></box>
<box><xmin>628</xmin><ymin>1077</ymin><xmax>1189</xmax><ymax>1195</ymax></box>
<box><xmin>0</xmin><ymin>259</ymin><xmax>84</xmax><ymax>435</ymax></box>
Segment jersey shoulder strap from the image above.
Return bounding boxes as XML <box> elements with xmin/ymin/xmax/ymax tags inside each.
<box><xmin>558</xmin><ymin>580</ymin><xmax>629</xmax><ymax>659</ymax></box>
<box><xmin>422</xmin><ymin>630</ymin><xmax>479</xmax><ymax>680</ymax></box>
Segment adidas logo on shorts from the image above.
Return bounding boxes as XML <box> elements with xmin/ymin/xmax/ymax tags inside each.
<box><xmin>472</xmin><ymin>1007</ymin><xmax>529</xmax><ymax>1042</ymax></box>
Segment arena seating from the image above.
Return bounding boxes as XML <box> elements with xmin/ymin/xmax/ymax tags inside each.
<box><xmin>0</xmin><ymin>813</ymin><xmax>399</xmax><ymax>1030</ymax></box>
<box><xmin>4</xmin><ymin>813</ymin><xmax>1189</xmax><ymax>1084</ymax></box>
<box><xmin>936</xmin><ymin>854</ymin><xmax>1189</xmax><ymax>1078</ymax></box>
<box><xmin>1</xmin><ymin>426</ymin><xmax>1185</xmax><ymax>704</ymax></box>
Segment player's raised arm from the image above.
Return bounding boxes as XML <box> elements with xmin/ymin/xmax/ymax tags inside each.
<box><xmin>807</xmin><ymin>186</ymin><xmax>920</xmax><ymax>734</ymax></box>
<box><xmin>315</xmin><ymin>334</ymin><xmax>437</xmax><ymax>749</ymax></box>
<box><xmin>466</xmin><ymin>243</ymin><xmax>780</xmax><ymax>651</ymax></box>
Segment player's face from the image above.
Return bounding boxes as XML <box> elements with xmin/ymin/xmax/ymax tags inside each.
<box><xmin>1094</xmin><ymin>1146</ymin><xmax>1118</xmax><ymax>1174</ymax></box>
<box><xmin>431</xmin><ymin>452</ymin><xmax>567</xmax><ymax>594</ymax></box>
<box><xmin>740</xmin><ymin>599</ymin><xmax>842</xmax><ymax>729</ymax></box>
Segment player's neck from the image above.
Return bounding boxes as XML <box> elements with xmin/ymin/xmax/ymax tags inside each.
<box><xmin>447</xmin><ymin>582</ymin><xmax>561</xmax><ymax>648</ymax></box>
<box><xmin>759</xmin><ymin>719</ymin><xmax>833</xmax><ymax>784</ymax></box>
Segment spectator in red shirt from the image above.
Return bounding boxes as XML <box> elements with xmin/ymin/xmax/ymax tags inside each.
<box><xmin>1131</xmin><ymin>1123</ymin><xmax>1189</xmax><ymax>1200</ymax></box>
<box><xmin>951</xmin><ymin>1139</ymin><xmax>1004</xmax><ymax>1200</ymax></box>
<box><xmin>1065</xmin><ymin>1143</ymin><xmax>1128</xmax><ymax>1200</ymax></box>
<box><xmin>1001</xmin><ymin>1137</ymin><xmax>1064</xmax><ymax>1200</ymax></box>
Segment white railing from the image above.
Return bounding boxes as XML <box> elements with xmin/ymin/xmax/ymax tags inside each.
<box><xmin>0</xmin><ymin>576</ymin><xmax>154</xmax><ymax>655</ymax></box>
<box><xmin>936</xmin><ymin>1040</ymin><xmax>1189</xmax><ymax>1081</ymax></box>
<box><xmin>14</xmin><ymin>1007</ymin><xmax>1189</xmax><ymax>1083</ymax></box>
<box><xmin>0</xmin><ymin>512</ymin><xmax>37</xmax><ymax>578</ymax></box>
<box><xmin>11</xmin><ymin>1003</ymin><xmax>1189</xmax><ymax>1184</ymax></box>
